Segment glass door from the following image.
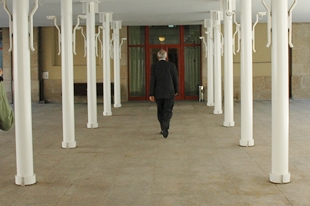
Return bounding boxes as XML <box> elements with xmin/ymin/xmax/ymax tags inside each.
<box><xmin>128</xmin><ymin>26</ymin><xmax>201</xmax><ymax>101</ymax></box>
<box><xmin>184</xmin><ymin>46</ymin><xmax>201</xmax><ymax>98</ymax></box>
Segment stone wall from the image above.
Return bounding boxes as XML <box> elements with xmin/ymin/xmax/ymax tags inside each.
<box><xmin>2</xmin><ymin>28</ymin><xmax>39</xmax><ymax>103</ymax></box>
<box><xmin>291</xmin><ymin>23</ymin><xmax>310</xmax><ymax>99</ymax></box>
<box><xmin>39</xmin><ymin>26</ymin><xmax>128</xmax><ymax>104</ymax></box>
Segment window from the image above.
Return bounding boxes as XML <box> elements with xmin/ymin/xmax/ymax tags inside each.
<box><xmin>128</xmin><ymin>26</ymin><xmax>145</xmax><ymax>45</ymax></box>
<box><xmin>149</xmin><ymin>26</ymin><xmax>180</xmax><ymax>45</ymax></box>
<box><xmin>129</xmin><ymin>47</ymin><xmax>145</xmax><ymax>97</ymax></box>
<box><xmin>184</xmin><ymin>25</ymin><xmax>201</xmax><ymax>44</ymax></box>
<box><xmin>128</xmin><ymin>27</ymin><xmax>146</xmax><ymax>97</ymax></box>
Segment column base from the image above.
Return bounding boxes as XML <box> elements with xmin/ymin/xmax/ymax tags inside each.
<box><xmin>103</xmin><ymin>111</ymin><xmax>112</xmax><ymax>116</ymax></box>
<box><xmin>213</xmin><ymin>110</ymin><xmax>223</xmax><ymax>115</ymax></box>
<box><xmin>270</xmin><ymin>172</ymin><xmax>290</xmax><ymax>183</ymax></box>
<box><xmin>223</xmin><ymin>121</ymin><xmax>235</xmax><ymax>127</ymax></box>
<box><xmin>15</xmin><ymin>174</ymin><xmax>36</xmax><ymax>186</ymax></box>
<box><xmin>62</xmin><ymin>141</ymin><xmax>77</xmax><ymax>149</ymax></box>
<box><xmin>239</xmin><ymin>139</ymin><xmax>254</xmax><ymax>147</ymax></box>
<box><xmin>87</xmin><ymin>123</ymin><xmax>98</xmax><ymax>128</ymax></box>
<box><xmin>114</xmin><ymin>104</ymin><xmax>122</xmax><ymax>108</ymax></box>
<box><xmin>207</xmin><ymin>102</ymin><xmax>214</xmax><ymax>106</ymax></box>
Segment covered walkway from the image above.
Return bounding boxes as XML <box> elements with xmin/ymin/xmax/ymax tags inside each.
<box><xmin>1</xmin><ymin>100</ymin><xmax>310</xmax><ymax>205</ymax></box>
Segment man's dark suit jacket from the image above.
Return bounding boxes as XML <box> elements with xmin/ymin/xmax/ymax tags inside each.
<box><xmin>149</xmin><ymin>60</ymin><xmax>179</xmax><ymax>99</ymax></box>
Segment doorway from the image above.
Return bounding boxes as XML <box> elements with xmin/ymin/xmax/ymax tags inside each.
<box><xmin>128</xmin><ymin>25</ymin><xmax>201</xmax><ymax>101</ymax></box>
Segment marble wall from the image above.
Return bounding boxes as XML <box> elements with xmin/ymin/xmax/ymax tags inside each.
<box><xmin>291</xmin><ymin>23</ymin><xmax>310</xmax><ymax>99</ymax></box>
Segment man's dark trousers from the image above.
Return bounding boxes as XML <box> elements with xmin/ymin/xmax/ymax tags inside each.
<box><xmin>155</xmin><ymin>98</ymin><xmax>174</xmax><ymax>132</ymax></box>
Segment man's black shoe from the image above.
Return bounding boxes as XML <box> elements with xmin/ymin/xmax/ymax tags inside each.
<box><xmin>163</xmin><ymin>130</ymin><xmax>168</xmax><ymax>138</ymax></box>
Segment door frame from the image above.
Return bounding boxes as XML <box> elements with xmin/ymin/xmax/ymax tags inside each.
<box><xmin>127</xmin><ymin>25</ymin><xmax>201</xmax><ymax>101</ymax></box>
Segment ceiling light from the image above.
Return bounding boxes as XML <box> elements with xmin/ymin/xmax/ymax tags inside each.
<box><xmin>159</xmin><ymin>37</ymin><xmax>165</xmax><ymax>42</ymax></box>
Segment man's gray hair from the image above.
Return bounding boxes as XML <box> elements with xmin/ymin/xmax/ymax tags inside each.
<box><xmin>157</xmin><ymin>49</ymin><xmax>167</xmax><ymax>59</ymax></box>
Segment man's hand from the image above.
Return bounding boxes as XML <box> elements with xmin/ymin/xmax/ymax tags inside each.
<box><xmin>149</xmin><ymin>96</ymin><xmax>155</xmax><ymax>102</ymax></box>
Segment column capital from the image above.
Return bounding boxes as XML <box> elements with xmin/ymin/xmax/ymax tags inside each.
<box><xmin>112</xmin><ymin>21</ymin><xmax>122</xmax><ymax>30</ymax></box>
<box><xmin>99</xmin><ymin>12</ymin><xmax>113</xmax><ymax>23</ymax></box>
<box><xmin>81</xmin><ymin>0</ymin><xmax>100</xmax><ymax>14</ymax></box>
<box><xmin>204</xmin><ymin>19</ymin><xmax>212</xmax><ymax>28</ymax></box>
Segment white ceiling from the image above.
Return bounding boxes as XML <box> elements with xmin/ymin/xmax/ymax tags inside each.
<box><xmin>0</xmin><ymin>0</ymin><xmax>309</xmax><ymax>28</ymax></box>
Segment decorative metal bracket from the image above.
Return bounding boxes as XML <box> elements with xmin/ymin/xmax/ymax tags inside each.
<box><xmin>29</xmin><ymin>0</ymin><xmax>39</xmax><ymax>51</ymax></box>
<box><xmin>96</xmin><ymin>25</ymin><xmax>113</xmax><ymax>59</ymax></box>
<box><xmin>261</xmin><ymin>0</ymin><xmax>272</xmax><ymax>47</ymax></box>
<box><xmin>252</xmin><ymin>12</ymin><xmax>266</xmax><ymax>52</ymax></box>
<box><xmin>226</xmin><ymin>11</ymin><xmax>240</xmax><ymax>55</ymax></box>
<box><xmin>199</xmin><ymin>36</ymin><xmax>208</xmax><ymax>58</ymax></box>
<box><xmin>203</xmin><ymin>19</ymin><xmax>214</xmax><ymax>59</ymax></box>
<box><xmin>73</xmin><ymin>15</ymin><xmax>87</xmax><ymax>56</ymax></box>
<box><xmin>262</xmin><ymin>0</ymin><xmax>297</xmax><ymax>48</ymax></box>
<box><xmin>95</xmin><ymin>26</ymin><xmax>103</xmax><ymax>58</ymax></box>
<box><xmin>46</xmin><ymin>16</ymin><xmax>61</xmax><ymax>55</ymax></box>
<box><xmin>288</xmin><ymin>0</ymin><xmax>298</xmax><ymax>48</ymax></box>
<box><xmin>2</xmin><ymin>0</ymin><xmax>39</xmax><ymax>52</ymax></box>
<box><xmin>211</xmin><ymin>11</ymin><xmax>224</xmax><ymax>56</ymax></box>
<box><xmin>119</xmin><ymin>38</ymin><xmax>127</xmax><ymax>59</ymax></box>
<box><xmin>110</xmin><ymin>36</ymin><xmax>114</xmax><ymax>59</ymax></box>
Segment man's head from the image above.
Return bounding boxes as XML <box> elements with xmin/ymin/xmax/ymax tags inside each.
<box><xmin>157</xmin><ymin>49</ymin><xmax>167</xmax><ymax>60</ymax></box>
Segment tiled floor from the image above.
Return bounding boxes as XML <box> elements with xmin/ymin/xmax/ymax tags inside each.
<box><xmin>1</xmin><ymin>100</ymin><xmax>310</xmax><ymax>206</ymax></box>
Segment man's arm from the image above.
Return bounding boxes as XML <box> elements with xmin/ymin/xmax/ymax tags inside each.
<box><xmin>149</xmin><ymin>65</ymin><xmax>155</xmax><ymax>96</ymax></box>
<box><xmin>149</xmin><ymin>65</ymin><xmax>156</xmax><ymax>102</ymax></box>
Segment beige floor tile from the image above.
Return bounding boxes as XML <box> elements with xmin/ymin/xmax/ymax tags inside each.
<box><xmin>1</xmin><ymin>100</ymin><xmax>310</xmax><ymax>205</ymax></box>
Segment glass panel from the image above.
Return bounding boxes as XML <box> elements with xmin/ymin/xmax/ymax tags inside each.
<box><xmin>129</xmin><ymin>47</ymin><xmax>146</xmax><ymax>97</ymax></box>
<box><xmin>184</xmin><ymin>46</ymin><xmax>201</xmax><ymax>96</ymax></box>
<box><xmin>128</xmin><ymin>26</ymin><xmax>145</xmax><ymax>45</ymax></box>
<box><xmin>167</xmin><ymin>48</ymin><xmax>179</xmax><ymax>70</ymax></box>
<box><xmin>149</xmin><ymin>26</ymin><xmax>180</xmax><ymax>45</ymax></box>
<box><xmin>150</xmin><ymin>48</ymin><xmax>159</xmax><ymax>65</ymax></box>
<box><xmin>184</xmin><ymin>25</ymin><xmax>201</xmax><ymax>44</ymax></box>
<box><xmin>168</xmin><ymin>48</ymin><xmax>180</xmax><ymax>97</ymax></box>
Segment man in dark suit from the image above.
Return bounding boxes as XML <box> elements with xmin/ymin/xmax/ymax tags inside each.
<box><xmin>149</xmin><ymin>49</ymin><xmax>179</xmax><ymax>138</ymax></box>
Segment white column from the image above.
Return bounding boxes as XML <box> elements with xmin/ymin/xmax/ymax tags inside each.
<box><xmin>223</xmin><ymin>0</ymin><xmax>235</xmax><ymax>127</ymax></box>
<box><xmin>85</xmin><ymin>2</ymin><xmax>98</xmax><ymax>128</ymax></box>
<box><xmin>12</xmin><ymin>0</ymin><xmax>36</xmax><ymax>185</ymax></box>
<box><xmin>270</xmin><ymin>0</ymin><xmax>290</xmax><ymax>184</ymax></box>
<box><xmin>102</xmin><ymin>13</ymin><xmax>113</xmax><ymax>116</ymax></box>
<box><xmin>112</xmin><ymin>21</ymin><xmax>122</xmax><ymax>108</ymax></box>
<box><xmin>239</xmin><ymin>0</ymin><xmax>254</xmax><ymax>146</ymax></box>
<box><xmin>211</xmin><ymin>11</ymin><xmax>223</xmax><ymax>115</ymax></box>
<box><xmin>205</xmin><ymin>19</ymin><xmax>214</xmax><ymax>107</ymax></box>
<box><xmin>61</xmin><ymin>0</ymin><xmax>76</xmax><ymax>148</ymax></box>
